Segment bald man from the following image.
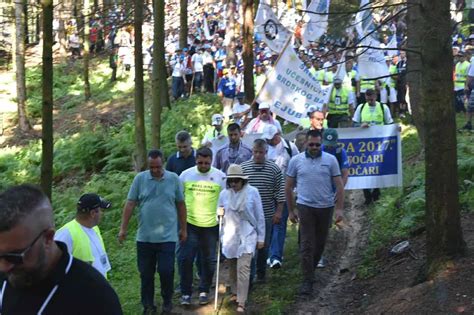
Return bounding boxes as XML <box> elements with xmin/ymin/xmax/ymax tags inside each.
<box><xmin>0</xmin><ymin>184</ymin><xmax>122</xmax><ymax>314</ymax></box>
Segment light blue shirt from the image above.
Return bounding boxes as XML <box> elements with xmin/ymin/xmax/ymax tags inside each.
<box><xmin>286</xmin><ymin>151</ymin><xmax>341</xmax><ymax>208</ymax></box>
<box><xmin>127</xmin><ymin>170</ymin><xmax>184</xmax><ymax>243</ymax></box>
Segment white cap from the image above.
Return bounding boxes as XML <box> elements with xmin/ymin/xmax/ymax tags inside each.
<box><xmin>259</xmin><ymin>102</ymin><xmax>271</xmax><ymax>110</ymax></box>
<box><xmin>262</xmin><ymin>124</ymin><xmax>279</xmax><ymax>140</ymax></box>
<box><xmin>211</xmin><ymin>114</ymin><xmax>224</xmax><ymax>125</ymax></box>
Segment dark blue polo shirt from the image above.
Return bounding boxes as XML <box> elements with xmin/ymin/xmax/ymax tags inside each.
<box><xmin>165</xmin><ymin>149</ymin><xmax>196</xmax><ymax>176</ymax></box>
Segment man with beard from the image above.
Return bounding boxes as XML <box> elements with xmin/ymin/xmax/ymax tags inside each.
<box><xmin>0</xmin><ymin>184</ymin><xmax>122</xmax><ymax>314</ymax></box>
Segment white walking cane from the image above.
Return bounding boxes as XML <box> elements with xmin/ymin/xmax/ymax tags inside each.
<box><xmin>214</xmin><ymin>208</ymin><xmax>224</xmax><ymax>311</ymax></box>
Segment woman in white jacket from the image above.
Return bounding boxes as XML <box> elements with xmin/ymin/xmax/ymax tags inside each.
<box><xmin>218</xmin><ymin>164</ymin><xmax>265</xmax><ymax>313</ymax></box>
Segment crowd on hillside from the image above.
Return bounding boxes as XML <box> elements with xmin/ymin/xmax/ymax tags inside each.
<box><xmin>2</xmin><ymin>2</ymin><xmax>473</xmax><ymax>315</ymax></box>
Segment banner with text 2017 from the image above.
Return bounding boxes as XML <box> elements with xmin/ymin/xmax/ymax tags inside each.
<box><xmin>337</xmin><ymin>125</ymin><xmax>402</xmax><ymax>190</ymax></box>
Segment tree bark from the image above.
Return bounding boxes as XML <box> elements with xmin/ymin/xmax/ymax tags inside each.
<box><xmin>406</xmin><ymin>0</ymin><xmax>424</xmax><ymax>145</ymax></box>
<box><xmin>15</xmin><ymin>0</ymin><xmax>32</xmax><ymax>132</ymax></box>
<box><xmin>152</xmin><ymin>0</ymin><xmax>170</xmax><ymax>149</ymax></box>
<box><xmin>82</xmin><ymin>0</ymin><xmax>91</xmax><ymax>100</ymax></box>
<box><xmin>179</xmin><ymin>0</ymin><xmax>188</xmax><ymax>49</ymax></box>
<box><xmin>411</xmin><ymin>0</ymin><xmax>466</xmax><ymax>277</ymax></box>
<box><xmin>134</xmin><ymin>0</ymin><xmax>147</xmax><ymax>171</ymax></box>
<box><xmin>40</xmin><ymin>0</ymin><xmax>54</xmax><ymax>200</ymax></box>
<box><xmin>242</xmin><ymin>0</ymin><xmax>256</xmax><ymax>114</ymax></box>
<box><xmin>225</xmin><ymin>0</ymin><xmax>236</xmax><ymax>66</ymax></box>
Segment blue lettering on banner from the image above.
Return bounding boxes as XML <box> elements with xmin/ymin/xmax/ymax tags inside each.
<box><xmin>338</xmin><ymin>136</ymin><xmax>398</xmax><ymax>177</ymax></box>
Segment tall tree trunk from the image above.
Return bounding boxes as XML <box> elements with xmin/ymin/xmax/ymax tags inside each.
<box><xmin>226</xmin><ymin>0</ymin><xmax>236</xmax><ymax>66</ymax></box>
<box><xmin>406</xmin><ymin>0</ymin><xmax>424</xmax><ymax>145</ymax></box>
<box><xmin>83</xmin><ymin>0</ymin><xmax>91</xmax><ymax>100</ymax></box>
<box><xmin>134</xmin><ymin>0</ymin><xmax>147</xmax><ymax>171</ymax></box>
<box><xmin>242</xmin><ymin>0</ymin><xmax>255</xmax><ymax>114</ymax></box>
<box><xmin>411</xmin><ymin>0</ymin><xmax>466</xmax><ymax>278</ymax></box>
<box><xmin>40</xmin><ymin>0</ymin><xmax>54</xmax><ymax>200</ymax></box>
<box><xmin>179</xmin><ymin>0</ymin><xmax>188</xmax><ymax>49</ymax></box>
<box><xmin>152</xmin><ymin>0</ymin><xmax>170</xmax><ymax>149</ymax></box>
<box><xmin>15</xmin><ymin>0</ymin><xmax>32</xmax><ymax>132</ymax></box>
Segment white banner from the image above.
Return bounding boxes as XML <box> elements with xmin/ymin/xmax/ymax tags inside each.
<box><xmin>301</xmin><ymin>0</ymin><xmax>330</xmax><ymax>47</ymax></box>
<box><xmin>355</xmin><ymin>0</ymin><xmax>389</xmax><ymax>80</ymax></box>
<box><xmin>337</xmin><ymin>125</ymin><xmax>402</xmax><ymax>190</ymax></box>
<box><xmin>256</xmin><ymin>43</ymin><xmax>331</xmax><ymax>125</ymax></box>
<box><xmin>255</xmin><ymin>2</ymin><xmax>292</xmax><ymax>53</ymax></box>
<box><xmin>202</xmin><ymin>15</ymin><xmax>213</xmax><ymax>41</ymax></box>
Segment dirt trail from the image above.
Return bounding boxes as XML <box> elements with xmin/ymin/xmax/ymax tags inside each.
<box><xmin>296</xmin><ymin>190</ymin><xmax>370</xmax><ymax>315</ymax></box>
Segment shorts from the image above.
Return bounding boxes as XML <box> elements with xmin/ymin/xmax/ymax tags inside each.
<box><xmin>381</xmin><ymin>87</ymin><xmax>397</xmax><ymax>103</ymax></box>
<box><xmin>468</xmin><ymin>91</ymin><xmax>474</xmax><ymax>113</ymax></box>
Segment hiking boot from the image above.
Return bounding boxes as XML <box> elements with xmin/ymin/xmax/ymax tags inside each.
<box><xmin>180</xmin><ymin>295</ymin><xmax>191</xmax><ymax>306</ymax></box>
<box><xmin>199</xmin><ymin>292</ymin><xmax>209</xmax><ymax>305</ymax></box>
<box><xmin>299</xmin><ymin>281</ymin><xmax>313</xmax><ymax>295</ymax></box>
<box><xmin>143</xmin><ymin>306</ymin><xmax>157</xmax><ymax>315</ymax></box>
<box><xmin>162</xmin><ymin>301</ymin><xmax>173</xmax><ymax>314</ymax></box>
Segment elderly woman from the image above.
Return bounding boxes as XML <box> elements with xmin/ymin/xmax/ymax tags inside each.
<box><xmin>218</xmin><ymin>164</ymin><xmax>265</xmax><ymax>313</ymax></box>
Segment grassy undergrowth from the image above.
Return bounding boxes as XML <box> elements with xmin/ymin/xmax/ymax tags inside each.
<box><xmin>2</xmin><ymin>54</ymin><xmax>474</xmax><ymax>312</ymax></box>
<box><xmin>358</xmin><ymin>116</ymin><xmax>474</xmax><ymax>278</ymax></box>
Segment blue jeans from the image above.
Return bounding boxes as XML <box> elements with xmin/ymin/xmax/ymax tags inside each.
<box><xmin>269</xmin><ymin>203</ymin><xmax>289</xmax><ymax>263</ymax></box>
<box><xmin>137</xmin><ymin>241</ymin><xmax>176</xmax><ymax>308</ymax></box>
<box><xmin>250</xmin><ymin>218</ymin><xmax>273</xmax><ymax>281</ymax></box>
<box><xmin>178</xmin><ymin>223</ymin><xmax>218</xmax><ymax>295</ymax></box>
<box><xmin>193</xmin><ymin>72</ymin><xmax>203</xmax><ymax>91</ymax></box>
<box><xmin>171</xmin><ymin>76</ymin><xmax>184</xmax><ymax>99</ymax></box>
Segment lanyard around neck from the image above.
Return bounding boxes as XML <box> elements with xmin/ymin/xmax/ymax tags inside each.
<box><xmin>0</xmin><ymin>253</ymin><xmax>73</xmax><ymax>315</ymax></box>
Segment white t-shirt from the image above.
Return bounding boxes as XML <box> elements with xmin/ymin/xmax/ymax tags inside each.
<box><xmin>232</xmin><ymin>102</ymin><xmax>251</xmax><ymax>125</ymax></box>
<box><xmin>55</xmin><ymin>225</ymin><xmax>111</xmax><ymax>277</ymax></box>
<box><xmin>191</xmin><ymin>53</ymin><xmax>204</xmax><ymax>72</ymax></box>
<box><xmin>172</xmin><ymin>62</ymin><xmax>185</xmax><ymax>77</ymax></box>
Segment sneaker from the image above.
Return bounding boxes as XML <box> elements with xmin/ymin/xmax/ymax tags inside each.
<box><xmin>299</xmin><ymin>281</ymin><xmax>313</xmax><ymax>295</ymax></box>
<box><xmin>180</xmin><ymin>295</ymin><xmax>191</xmax><ymax>306</ymax></box>
<box><xmin>269</xmin><ymin>259</ymin><xmax>282</xmax><ymax>269</ymax></box>
<box><xmin>316</xmin><ymin>257</ymin><xmax>326</xmax><ymax>268</ymax></box>
<box><xmin>266</xmin><ymin>258</ymin><xmax>271</xmax><ymax>267</ymax></box>
<box><xmin>199</xmin><ymin>292</ymin><xmax>209</xmax><ymax>305</ymax></box>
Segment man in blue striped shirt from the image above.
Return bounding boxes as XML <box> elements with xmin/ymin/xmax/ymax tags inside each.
<box><xmin>241</xmin><ymin>139</ymin><xmax>284</xmax><ymax>283</ymax></box>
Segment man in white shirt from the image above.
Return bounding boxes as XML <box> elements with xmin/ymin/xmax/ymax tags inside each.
<box><xmin>171</xmin><ymin>53</ymin><xmax>187</xmax><ymax>100</ymax></box>
<box><xmin>244</xmin><ymin>103</ymin><xmax>282</xmax><ymax>135</ymax></box>
<box><xmin>231</xmin><ymin>93</ymin><xmax>252</xmax><ymax>127</ymax></box>
<box><xmin>55</xmin><ymin>194</ymin><xmax>112</xmax><ymax>278</ymax></box>
<box><xmin>191</xmin><ymin>48</ymin><xmax>205</xmax><ymax>92</ymax></box>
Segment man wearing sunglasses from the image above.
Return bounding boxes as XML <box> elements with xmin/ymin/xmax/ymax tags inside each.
<box><xmin>285</xmin><ymin>129</ymin><xmax>344</xmax><ymax>296</ymax></box>
<box><xmin>55</xmin><ymin>193</ymin><xmax>112</xmax><ymax>278</ymax></box>
<box><xmin>0</xmin><ymin>184</ymin><xmax>122</xmax><ymax>314</ymax></box>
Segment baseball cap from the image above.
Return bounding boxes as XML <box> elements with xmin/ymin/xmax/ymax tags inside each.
<box><xmin>323</xmin><ymin>128</ymin><xmax>338</xmax><ymax>146</ymax></box>
<box><xmin>236</xmin><ymin>92</ymin><xmax>245</xmax><ymax>99</ymax></box>
<box><xmin>334</xmin><ymin>78</ymin><xmax>343</xmax><ymax>84</ymax></box>
<box><xmin>211</xmin><ymin>113</ymin><xmax>224</xmax><ymax>125</ymax></box>
<box><xmin>223</xmin><ymin>68</ymin><xmax>229</xmax><ymax>75</ymax></box>
<box><xmin>469</xmin><ymin>34</ymin><xmax>474</xmax><ymax>40</ymax></box>
<box><xmin>259</xmin><ymin>103</ymin><xmax>271</xmax><ymax>110</ymax></box>
<box><xmin>77</xmin><ymin>193</ymin><xmax>111</xmax><ymax>212</ymax></box>
<box><xmin>262</xmin><ymin>124</ymin><xmax>279</xmax><ymax>140</ymax></box>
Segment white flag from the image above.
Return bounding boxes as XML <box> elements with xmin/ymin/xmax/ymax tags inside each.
<box><xmin>202</xmin><ymin>15</ymin><xmax>213</xmax><ymax>41</ymax></box>
<box><xmin>355</xmin><ymin>0</ymin><xmax>389</xmax><ymax>80</ymax></box>
<box><xmin>301</xmin><ymin>0</ymin><xmax>330</xmax><ymax>47</ymax></box>
<box><xmin>255</xmin><ymin>2</ymin><xmax>292</xmax><ymax>53</ymax></box>
<box><xmin>256</xmin><ymin>44</ymin><xmax>331</xmax><ymax>125</ymax></box>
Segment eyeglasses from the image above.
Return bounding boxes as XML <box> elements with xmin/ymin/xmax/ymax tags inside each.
<box><xmin>0</xmin><ymin>229</ymin><xmax>47</xmax><ymax>265</ymax></box>
<box><xmin>307</xmin><ymin>142</ymin><xmax>322</xmax><ymax>147</ymax></box>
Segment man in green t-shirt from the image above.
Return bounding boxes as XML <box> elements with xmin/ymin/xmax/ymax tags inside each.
<box><xmin>178</xmin><ymin>147</ymin><xmax>226</xmax><ymax>306</ymax></box>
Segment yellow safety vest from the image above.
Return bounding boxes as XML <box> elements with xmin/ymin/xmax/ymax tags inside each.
<box><xmin>58</xmin><ymin>219</ymin><xmax>107</xmax><ymax>276</ymax></box>
<box><xmin>344</xmin><ymin>70</ymin><xmax>357</xmax><ymax>92</ymax></box>
<box><xmin>455</xmin><ymin>61</ymin><xmax>470</xmax><ymax>89</ymax></box>
<box><xmin>360</xmin><ymin>102</ymin><xmax>385</xmax><ymax>125</ymax></box>
<box><xmin>360</xmin><ymin>76</ymin><xmax>375</xmax><ymax>92</ymax></box>
<box><xmin>389</xmin><ymin>65</ymin><xmax>397</xmax><ymax>88</ymax></box>
<box><xmin>328</xmin><ymin>87</ymin><xmax>350</xmax><ymax>115</ymax></box>
<box><xmin>325</xmin><ymin>71</ymin><xmax>334</xmax><ymax>84</ymax></box>
<box><xmin>317</xmin><ymin>70</ymin><xmax>325</xmax><ymax>83</ymax></box>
